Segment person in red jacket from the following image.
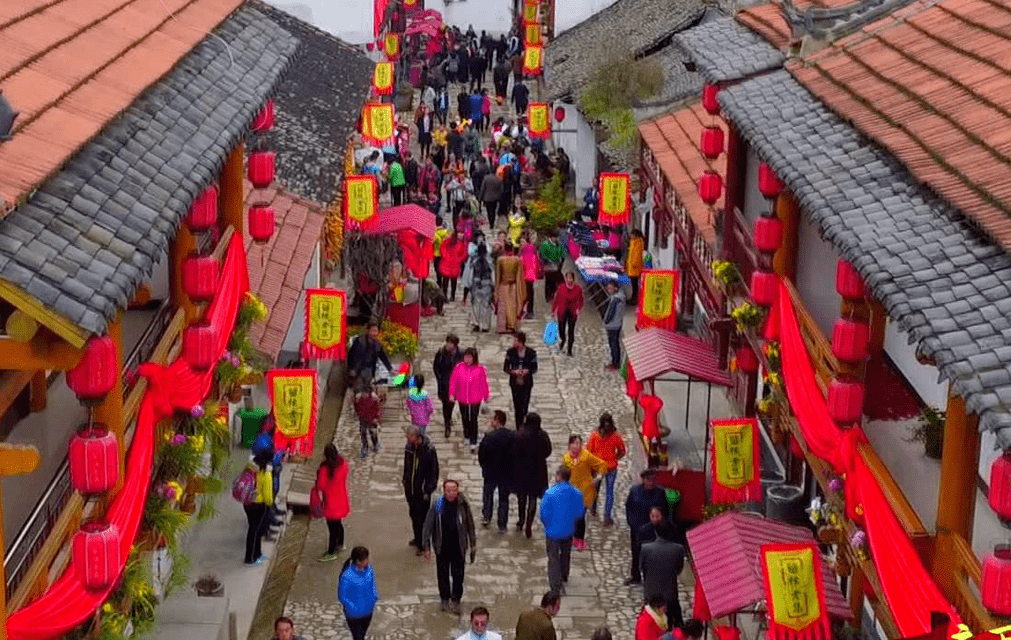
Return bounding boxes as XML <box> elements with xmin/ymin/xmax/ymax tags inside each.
<box><xmin>313</xmin><ymin>444</ymin><xmax>351</xmax><ymax>562</ymax></box>
<box><xmin>438</xmin><ymin>231</ymin><xmax>468</xmax><ymax>301</ymax></box>
<box><xmin>635</xmin><ymin>597</ymin><xmax>669</xmax><ymax>640</ymax></box>
<box><xmin>551</xmin><ymin>271</ymin><xmax>584</xmax><ymax>357</ymax></box>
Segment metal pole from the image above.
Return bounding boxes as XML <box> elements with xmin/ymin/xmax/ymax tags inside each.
<box><xmin>685</xmin><ymin>377</ymin><xmax>692</xmax><ymax>431</ymax></box>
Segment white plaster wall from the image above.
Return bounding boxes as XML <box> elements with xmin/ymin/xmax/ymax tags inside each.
<box><xmin>793</xmin><ymin>215</ymin><xmax>839</xmax><ymax>339</ymax></box>
<box><xmin>882</xmin><ymin>321</ymin><xmax>949</xmax><ymax>410</ymax></box>
<box><xmin>551</xmin><ymin>104</ymin><xmax>596</xmax><ymax>200</ymax></box>
<box><xmin>280</xmin><ymin>242</ymin><xmax>322</xmax><ymax>358</ymax></box>
<box><xmin>742</xmin><ymin>148</ymin><xmax>773</xmax><ymax>225</ymax></box>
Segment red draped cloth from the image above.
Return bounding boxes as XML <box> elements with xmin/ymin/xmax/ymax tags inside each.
<box><xmin>770</xmin><ymin>280</ymin><xmax>959</xmax><ymax>637</ymax></box>
<box><xmin>7</xmin><ymin>234</ymin><xmax>249</xmax><ymax>640</ymax></box>
<box><xmin>639</xmin><ymin>394</ymin><xmax>663</xmax><ymax>441</ymax></box>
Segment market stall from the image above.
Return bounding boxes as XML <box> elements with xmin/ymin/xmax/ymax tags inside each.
<box><xmin>365</xmin><ymin>203</ymin><xmax>436</xmax><ymax>335</ymax></box>
<box><xmin>561</xmin><ymin>221</ymin><xmax>631</xmax><ymax>312</ymax></box>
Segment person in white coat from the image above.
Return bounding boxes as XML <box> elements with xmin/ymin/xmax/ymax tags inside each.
<box><xmin>455</xmin><ymin>606</ymin><xmax>503</xmax><ymax>640</ymax></box>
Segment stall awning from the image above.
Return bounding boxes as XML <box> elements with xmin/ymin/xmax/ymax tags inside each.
<box><xmin>371</xmin><ymin>204</ymin><xmax>437</xmax><ymax>239</ymax></box>
<box><xmin>687</xmin><ymin>512</ymin><xmax>852</xmax><ymax>620</ymax></box>
<box><xmin>624</xmin><ymin>328</ymin><xmax>731</xmax><ymax>386</ymax></box>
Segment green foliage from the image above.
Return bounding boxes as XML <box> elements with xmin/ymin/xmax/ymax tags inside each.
<box><xmin>155</xmin><ymin>437</ymin><xmax>202</xmax><ymax>482</ymax></box>
<box><xmin>703</xmin><ymin>501</ymin><xmax>745</xmax><ymax>520</ymax></box>
<box><xmin>580</xmin><ymin>50</ymin><xmax>664</xmax><ymax>150</ymax></box>
<box><xmin>731</xmin><ymin>301</ymin><xmax>765</xmax><ymax>331</ymax></box>
<box><xmin>530</xmin><ymin>173</ymin><xmax>577</xmax><ymax>234</ymax></box>
<box><xmin>143</xmin><ymin>495</ymin><xmax>190</xmax><ymax>552</ymax></box>
<box><xmin>99</xmin><ymin>551</ymin><xmax>157</xmax><ymax>640</ymax></box>
<box><xmin>378</xmin><ymin>321</ymin><xmax>419</xmax><ymax>359</ymax></box>
<box><xmin>164</xmin><ymin>552</ymin><xmax>192</xmax><ymax>598</ymax></box>
<box><xmin>197</xmin><ymin>496</ymin><xmax>219</xmax><ymax>522</ymax></box>
<box><xmin>711</xmin><ymin>260</ymin><xmax>739</xmax><ymax>288</ymax></box>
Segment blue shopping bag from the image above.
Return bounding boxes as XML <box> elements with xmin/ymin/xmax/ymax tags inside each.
<box><xmin>543</xmin><ymin>319</ymin><xmax>559</xmax><ymax>346</ymax></box>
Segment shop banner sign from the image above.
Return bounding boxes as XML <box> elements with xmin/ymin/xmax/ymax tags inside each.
<box><xmin>710</xmin><ymin>418</ymin><xmax>761</xmax><ymax>503</ymax></box>
<box><xmin>384</xmin><ymin>32</ymin><xmax>401</xmax><ymax>60</ymax></box>
<box><xmin>523</xmin><ymin>0</ymin><xmax>540</xmax><ymax>24</ymax></box>
<box><xmin>636</xmin><ymin>269</ymin><xmax>679</xmax><ymax>331</ymax></box>
<box><xmin>361</xmin><ymin>103</ymin><xmax>396</xmax><ymax>146</ymax></box>
<box><xmin>344</xmin><ymin>175</ymin><xmax>379</xmax><ymax>230</ymax></box>
<box><xmin>761</xmin><ymin>543</ymin><xmax>831</xmax><ymax>640</ymax></box>
<box><xmin>599</xmin><ymin>172</ymin><xmax>631</xmax><ymax>225</ymax></box>
<box><xmin>525</xmin><ymin>23</ymin><xmax>541</xmax><ymax>46</ymax></box>
<box><xmin>373</xmin><ymin>62</ymin><xmax>394</xmax><ymax>96</ymax></box>
<box><xmin>528</xmin><ymin>103</ymin><xmax>551</xmax><ymax>139</ymax></box>
<box><xmin>302</xmin><ymin>289</ymin><xmax>347</xmax><ymax>361</ymax></box>
<box><xmin>267</xmin><ymin>369</ymin><xmax>318</xmax><ymax>457</ymax></box>
<box><xmin>523</xmin><ymin>45</ymin><xmax>543</xmax><ymax>76</ymax></box>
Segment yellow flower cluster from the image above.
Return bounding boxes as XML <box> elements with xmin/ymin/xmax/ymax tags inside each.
<box><xmin>244</xmin><ymin>292</ymin><xmax>268</xmax><ymax>321</ymax></box>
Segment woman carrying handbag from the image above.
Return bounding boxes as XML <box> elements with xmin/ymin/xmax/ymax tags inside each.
<box><xmin>312</xmin><ymin>444</ymin><xmax>351</xmax><ymax>562</ymax></box>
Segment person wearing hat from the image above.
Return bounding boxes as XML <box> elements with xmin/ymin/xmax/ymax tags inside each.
<box><xmin>624</xmin><ymin>469</ymin><xmax>668</xmax><ymax>585</ymax></box>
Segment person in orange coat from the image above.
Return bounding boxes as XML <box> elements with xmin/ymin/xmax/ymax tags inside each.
<box><xmin>625</xmin><ymin>229</ymin><xmax>645</xmax><ymax>305</ymax></box>
<box><xmin>438</xmin><ymin>231</ymin><xmax>468</xmax><ymax>301</ymax></box>
<box><xmin>635</xmin><ymin>596</ymin><xmax>669</xmax><ymax>640</ymax></box>
<box><xmin>586</xmin><ymin>413</ymin><xmax>626</xmax><ymax>526</ymax></box>
<box><xmin>313</xmin><ymin>444</ymin><xmax>350</xmax><ymax>561</ymax></box>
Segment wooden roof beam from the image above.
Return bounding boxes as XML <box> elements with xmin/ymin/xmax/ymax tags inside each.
<box><xmin>0</xmin><ymin>334</ymin><xmax>83</xmax><ymax>370</ymax></box>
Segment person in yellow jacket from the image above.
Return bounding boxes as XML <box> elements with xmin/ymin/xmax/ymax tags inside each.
<box><xmin>563</xmin><ymin>434</ymin><xmax>609</xmax><ymax>551</ymax></box>
<box><xmin>433</xmin><ymin>221</ymin><xmax>450</xmax><ymax>277</ymax></box>
<box><xmin>243</xmin><ymin>454</ymin><xmax>275</xmax><ymax>566</ymax></box>
<box><xmin>625</xmin><ymin>229</ymin><xmax>645</xmax><ymax>305</ymax></box>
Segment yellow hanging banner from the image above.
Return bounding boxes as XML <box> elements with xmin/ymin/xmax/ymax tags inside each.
<box><xmin>384</xmin><ymin>32</ymin><xmax>401</xmax><ymax>59</ymax></box>
<box><xmin>523</xmin><ymin>45</ymin><xmax>543</xmax><ymax>76</ymax></box>
<box><xmin>528</xmin><ymin>103</ymin><xmax>550</xmax><ymax>139</ymax></box>
<box><xmin>711</xmin><ymin>418</ymin><xmax>761</xmax><ymax>503</ymax></box>
<box><xmin>637</xmin><ymin>269</ymin><xmax>679</xmax><ymax>331</ymax></box>
<box><xmin>525</xmin><ymin>23</ymin><xmax>541</xmax><ymax>46</ymax></box>
<box><xmin>344</xmin><ymin>175</ymin><xmax>379</xmax><ymax>230</ymax></box>
<box><xmin>361</xmin><ymin>103</ymin><xmax>395</xmax><ymax>145</ymax></box>
<box><xmin>303</xmin><ymin>289</ymin><xmax>347</xmax><ymax>360</ymax></box>
<box><xmin>761</xmin><ymin>543</ymin><xmax>831</xmax><ymax>640</ymax></box>
<box><xmin>598</xmin><ymin>172</ymin><xmax>631</xmax><ymax>225</ymax></box>
<box><xmin>266</xmin><ymin>369</ymin><xmax>317</xmax><ymax>439</ymax></box>
<box><xmin>523</xmin><ymin>0</ymin><xmax>539</xmax><ymax>24</ymax></box>
<box><xmin>373</xmin><ymin>62</ymin><xmax>394</xmax><ymax>96</ymax></box>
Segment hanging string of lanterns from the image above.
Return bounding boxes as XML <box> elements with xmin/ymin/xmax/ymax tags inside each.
<box><xmin>248</xmin><ymin>98</ymin><xmax>277</xmax><ymax>244</ymax></box>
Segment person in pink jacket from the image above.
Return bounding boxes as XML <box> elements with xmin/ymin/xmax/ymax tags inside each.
<box><xmin>449</xmin><ymin>347</ymin><xmax>491</xmax><ymax>452</ymax></box>
<box><xmin>313</xmin><ymin>444</ymin><xmax>350</xmax><ymax>561</ymax></box>
<box><xmin>520</xmin><ymin>235</ymin><xmax>540</xmax><ymax>317</ymax></box>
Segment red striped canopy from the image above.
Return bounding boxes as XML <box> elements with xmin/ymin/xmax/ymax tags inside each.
<box><xmin>623</xmin><ymin>328</ymin><xmax>731</xmax><ymax>386</ymax></box>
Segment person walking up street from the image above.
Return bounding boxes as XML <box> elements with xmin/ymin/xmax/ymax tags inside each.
<box><xmin>539</xmin><ymin>233</ymin><xmax>565</xmax><ymax>303</ymax></box>
<box><xmin>422</xmin><ymin>479</ymin><xmax>477</xmax><ymax>615</ymax></box>
<box><xmin>602</xmin><ymin>281</ymin><xmax>626</xmax><ymax>370</ymax></box>
<box><xmin>625</xmin><ymin>229</ymin><xmax>646</xmax><ymax>304</ymax></box>
<box><xmin>348</xmin><ymin>322</ymin><xmax>394</xmax><ymax>392</ymax></box>
<box><xmin>404</xmin><ymin>426</ymin><xmax>440</xmax><ymax>554</ymax></box>
<box><xmin>515</xmin><ymin>591</ymin><xmax>562</xmax><ymax>640</ymax></box>
<box><xmin>353</xmin><ymin>384</ymin><xmax>382</xmax><ymax>459</ymax></box>
<box><xmin>271</xmin><ymin>616</ymin><xmax>305</xmax><ymax>640</ymax></box>
<box><xmin>552</xmin><ymin>272</ymin><xmax>584</xmax><ymax>357</ymax></box>
<box><xmin>503</xmin><ymin>331</ymin><xmax>538</xmax><ymax>429</ymax></box>
<box><xmin>635</xmin><ymin>596</ymin><xmax>668</xmax><ymax>640</ymax></box>
<box><xmin>406</xmin><ymin>374</ymin><xmax>435</xmax><ymax>432</ymax></box>
<box><xmin>512</xmin><ymin>412</ymin><xmax>552</xmax><ymax>538</ymax></box>
<box><xmin>338</xmin><ymin>546</ymin><xmax>379</xmax><ymax>640</ymax></box>
<box><xmin>625</xmin><ymin>469</ymin><xmax>669</xmax><ymax>585</ymax></box>
<box><xmin>639</xmin><ymin>521</ymin><xmax>686</xmax><ymax>630</ymax></box>
<box><xmin>478</xmin><ymin>166</ymin><xmax>503</xmax><ymax>229</ymax></box>
<box><xmin>540</xmin><ymin>466</ymin><xmax>585</xmax><ymax>594</ymax></box>
<box><xmin>449</xmin><ymin>347</ymin><xmax>491</xmax><ymax>452</ymax></box>
<box><xmin>511</xmin><ymin>79</ymin><xmax>530</xmax><ymax>118</ymax></box>
<box><xmin>562</xmin><ymin>435</ymin><xmax>609</xmax><ymax>551</ymax></box>
<box><xmin>434</xmin><ymin>334</ymin><xmax>464</xmax><ymax>436</ymax></box>
<box><xmin>456</xmin><ymin>606</ymin><xmax>503</xmax><ymax>640</ymax></box>
<box><xmin>478</xmin><ymin>410</ymin><xmax>516</xmax><ymax>532</ymax></box>
<box><xmin>313</xmin><ymin>444</ymin><xmax>350</xmax><ymax>562</ymax></box>
<box><xmin>388</xmin><ymin>155</ymin><xmax>407</xmax><ymax>206</ymax></box>
<box><xmin>587</xmin><ymin>413</ymin><xmax>626</xmax><ymax>526</ymax></box>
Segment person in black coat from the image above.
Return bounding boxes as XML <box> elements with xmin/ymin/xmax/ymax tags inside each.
<box><xmin>503</xmin><ymin>331</ymin><xmax>538</xmax><ymax>429</ymax></box>
<box><xmin>433</xmin><ymin>333</ymin><xmax>464</xmax><ymax>437</ymax></box>
<box><xmin>478</xmin><ymin>410</ymin><xmax>516</xmax><ymax>532</ymax></box>
<box><xmin>624</xmin><ymin>469</ymin><xmax>669</xmax><ymax>584</ymax></box>
<box><xmin>511</xmin><ymin>412</ymin><xmax>552</xmax><ymax>538</ymax></box>
<box><xmin>347</xmin><ymin>323</ymin><xmax>393</xmax><ymax>392</ymax></box>
<box><xmin>493</xmin><ymin>59</ymin><xmax>511</xmax><ymax>102</ymax></box>
<box><xmin>404</xmin><ymin>426</ymin><xmax>440</xmax><ymax>554</ymax></box>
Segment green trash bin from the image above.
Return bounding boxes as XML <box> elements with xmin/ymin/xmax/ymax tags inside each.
<box><xmin>238</xmin><ymin>407</ymin><xmax>269</xmax><ymax>448</ymax></box>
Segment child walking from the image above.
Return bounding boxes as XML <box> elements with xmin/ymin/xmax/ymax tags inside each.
<box><xmin>353</xmin><ymin>384</ymin><xmax>382</xmax><ymax>459</ymax></box>
<box><xmin>406</xmin><ymin>374</ymin><xmax>435</xmax><ymax>431</ymax></box>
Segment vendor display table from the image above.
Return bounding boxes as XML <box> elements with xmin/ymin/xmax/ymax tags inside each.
<box><xmin>572</xmin><ymin>255</ymin><xmax>630</xmax><ymax>314</ymax></box>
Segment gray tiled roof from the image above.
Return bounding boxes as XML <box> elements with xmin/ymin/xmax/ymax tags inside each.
<box><xmin>674</xmin><ymin>17</ymin><xmax>784</xmax><ymax>83</ymax></box>
<box><xmin>0</xmin><ymin>6</ymin><xmax>299</xmax><ymax>337</ymax></box>
<box><xmin>251</xmin><ymin>2</ymin><xmax>374</xmax><ymax>205</ymax></box>
<box><xmin>719</xmin><ymin>70</ymin><xmax>1011</xmax><ymax>447</ymax></box>
<box><xmin>545</xmin><ymin>0</ymin><xmax>706</xmax><ymax>101</ymax></box>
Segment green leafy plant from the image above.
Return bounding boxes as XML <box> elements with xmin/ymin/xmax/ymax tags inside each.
<box><xmin>197</xmin><ymin>495</ymin><xmax>219</xmax><ymax>522</ymax></box>
<box><xmin>235</xmin><ymin>291</ymin><xmax>268</xmax><ymax>333</ymax></box>
<box><xmin>711</xmin><ymin>260</ymin><xmax>739</xmax><ymax>289</ymax></box>
<box><xmin>98</xmin><ymin>551</ymin><xmax>158</xmax><ymax>640</ymax></box>
<box><xmin>214</xmin><ymin>353</ymin><xmax>243</xmax><ymax>389</ymax></box>
<box><xmin>763</xmin><ymin>340</ymin><xmax>782</xmax><ymax>372</ymax></box>
<box><xmin>530</xmin><ymin>173</ymin><xmax>577</xmax><ymax>234</ymax></box>
<box><xmin>581</xmin><ymin>50</ymin><xmax>664</xmax><ymax>151</ymax></box>
<box><xmin>703</xmin><ymin>502</ymin><xmax>745</xmax><ymax>520</ymax></box>
<box><xmin>378</xmin><ymin>321</ymin><xmax>419</xmax><ymax>359</ymax></box>
<box><xmin>163</xmin><ymin>551</ymin><xmax>192</xmax><ymax>598</ymax></box>
<box><xmin>907</xmin><ymin>406</ymin><xmax>945</xmax><ymax>459</ymax></box>
<box><xmin>155</xmin><ymin>436</ymin><xmax>202</xmax><ymax>482</ymax></box>
<box><xmin>143</xmin><ymin>495</ymin><xmax>190</xmax><ymax>552</ymax></box>
<box><xmin>731</xmin><ymin>301</ymin><xmax>765</xmax><ymax>331</ymax></box>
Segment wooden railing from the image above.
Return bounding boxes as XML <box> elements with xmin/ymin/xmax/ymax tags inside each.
<box><xmin>782</xmin><ymin>278</ymin><xmax>840</xmax><ymax>394</ymax></box>
<box><xmin>730</xmin><ymin>207</ymin><xmax>758</xmax><ymax>282</ymax></box>
<box><xmin>950</xmin><ymin>532</ymin><xmax>995</xmax><ymax>633</ymax></box>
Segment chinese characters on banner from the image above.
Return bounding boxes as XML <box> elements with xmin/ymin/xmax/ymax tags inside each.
<box><xmin>528</xmin><ymin>103</ymin><xmax>551</xmax><ymax>139</ymax></box>
<box><xmin>384</xmin><ymin>32</ymin><xmax>401</xmax><ymax>60</ymax></box>
<box><xmin>710</xmin><ymin>418</ymin><xmax>762</xmax><ymax>503</ymax></box>
<box><xmin>636</xmin><ymin>269</ymin><xmax>679</xmax><ymax>331</ymax></box>
<box><xmin>373</xmin><ymin>62</ymin><xmax>394</xmax><ymax>96</ymax></box>
<box><xmin>760</xmin><ymin>543</ymin><xmax>831</xmax><ymax>640</ymax></box>
<box><xmin>523</xmin><ymin>45</ymin><xmax>543</xmax><ymax>76</ymax></box>
<box><xmin>525</xmin><ymin>23</ymin><xmax>541</xmax><ymax>46</ymax></box>
<box><xmin>599</xmin><ymin>172</ymin><xmax>631</xmax><ymax>225</ymax></box>
<box><xmin>523</xmin><ymin>0</ymin><xmax>540</xmax><ymax>24</ymax></box>
<box><xmin>344</xmin><ymin>175</ymin><xmax>379</xmax><ymax>230</ymax></box>
<box><xmin>267</xmin><ymin>369</ymin><xmax>318</xmax><ymax>457</ymax></box>
<box><xmin>302</xmin><ymin>289</ymin><xmax>347</xmax><ymax>361</ymax></box>
<box><xmin>361</xmin><ymin>103</ymin><xmax>396</xmax><ymax>146</ymax></box>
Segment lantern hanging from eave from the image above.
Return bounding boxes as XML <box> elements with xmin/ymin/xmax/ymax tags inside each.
<box><xmin>73</xmin><ymin>522</ymin><xmax>121</xmax><ymax>591</ymax></box>
<box><xmin>736</xmin><ymin>346</ymin><xmax>758</xmax><ymax>373</ymax></box>
<box><xmin>700</xmin><ymin>126</ymin><xmax>724</xmax><ymax>160</ymax></box>
<box><xmin>66</xmin><ymin>336</ymin><xmax>117</xmax><ymax>405</ymax></box>
<box><xmin>185</xmin><ymin>185</ymin><xmax>218</xmax><ymax>232</ymax></box>
<box><xmin>182</xmin><ymin>254</ymin><xmax>219</xmax><ymax>302</ymax></box>
<box><xmin>554</xmin><ymin>106</ymin><xmax>566</xmax><ymax>123</ymax></box>
<box><xmin>989</xmin><ymin>453</ymin><xmax>1011</xmax><ymax>524</ymax></box>
<box><xmin>836</xmin><ymin>260</ymin><xmax>865</xmax><ymax>301</ymax></box>
<box><xmin>758</xmin><ymin>162</ymin><xmax>784</xmax><ymax>199</ymax></box>
<box><xmin>832</xmin><ymin>319</ymin><xmax>869</xmax><ymax>363</ymax></box>
<box><xmin>702</xmin><ymin>83</ymin><xmax>720</xmax><ymax>115</ymax></box>
<box><xmin>248</xmin><ymin>151</ymin><xmax>276</xmax><ymax>188</ymax></box>
<box><xmin>750</xmin><ymin>270</ymin><xmax>778</xmax><ymax>307</ymax></box>
<box><xmin>69</xmin><ymin>424</ymin><xmax>119</xmax><ymax>494</ymax></box>
<box><xmin>827</xmin><ymin>378</ymin><xmax>865</xmax><ymax>424</ymax></box>
<box><xmin>251</xmin><ymin>99</ymin><xmax>275</xmax><ymax>133</ymax></box>
<box><xmin>754</xmin><ymin>216</ymin><xmax>783</xmax><ymax>253</ymax></box>
<box><xmin>249</xmin><ymin>205</ymin><xmax>275</xmax><ymax>243</ymax></box>
<box><xmin>698</xmin><ymin>170</ymin><xmax>722</xmax><ymax>206</ymax></box>
<box><xmin>183</xmin><ymin>323</ymin><xmax>218</xmax><ymax>372</ymax></box>
<box><xmin>983</xmin><ymin>545</ymin><xmax>1011</xmax><ymax>617</ymax></box>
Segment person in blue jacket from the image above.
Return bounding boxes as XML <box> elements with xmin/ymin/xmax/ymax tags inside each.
<box><xmin>539</xmin><ymin>466</ymin><xmax>585</xmax><ymax>594</ymax></box>
<box><xmin>338</xmin><ymin>546</ymin><xmax>379</xmax><ymax>640</ymax></box>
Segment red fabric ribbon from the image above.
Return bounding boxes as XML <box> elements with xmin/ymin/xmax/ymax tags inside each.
<box><xmin>7</xmin><ymin>234</ymin><xmax>249</xmax><ymax>640</ymax></box>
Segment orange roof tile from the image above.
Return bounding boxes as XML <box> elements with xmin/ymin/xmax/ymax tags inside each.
<box><xmin>638</xmin><ymin>101</ymin><xmax>728</xmax><ymax>246</ymax></box>
<box><xmin>0</xmin><ymin>0</ymin><xmax>243</xmax><ymax>213</ymax></box>
<box><xmin>789</xmin><ymin>0</ymin><xmax>1011</xmax><ymax>251</ymax></box>
<box><xmin>243</xmin><ymin>181</ymin><xmax>327</xmax><ymax>361</ymax></box>
<box><xmin>736</xmin><ymin>2</ymin><xmax>792</xmax><ymax>49</ymax></box>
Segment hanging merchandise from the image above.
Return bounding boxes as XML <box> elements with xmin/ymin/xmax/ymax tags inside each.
<box><xmin>266</xmin><ymin>368</ymin><xmax>318</xmax><ymax>457</ymax></box>
<box><xmin>528</xmin><ymin>103</ymin><xmax>551</xmax><ymax>139</ymax></box>
<box><xmin>373</xmin><ymin>61</ymin><xmax>395</xmax><ymax>96</ymax></box>
<box><xmin>301</xmin><ymin>289</ymin><xmax>348</xmax><ymax>361</ymax></box>
<box><xmin>361</xmin><ymin>103</ymin><xmax>396</xmax><ymax>146</ymax></box>
<box><xmin>344</xmin><ymin>175</ymin><xmax>380</xmax><ymax>230</ymax></box>
<box><xmin>523</xmin><ymin>45</ymin><xmax>543</xmax><ymax>76</ymax></box>
<box><xmin>760</xmin><ymin>543</ymin><xmax>831</xmax><ymax>640</ymax></box>
<box><xmin>598</xmin><ymin>172</ymin><xmax>631</xmax><ymax>226</ymax></box>
<box><xmin>710</xmin><ymin>418</ymin><xmax>762</xmax><ymax>503</ymax></box>
<box><xmin>636</xmin><ymin>269</ymin><xmax>679</xmax><ymax>331</ymax></box>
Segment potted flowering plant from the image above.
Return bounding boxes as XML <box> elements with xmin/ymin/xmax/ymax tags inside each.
<box><xmin>711</xmin><ymin>260</ymin><xmax>739</xmax><ymax>291</ymax></box>
<box><xmin>731</xmin><ymin>301</ymin><xmax>765</xmax><ymax>332</ymax></box>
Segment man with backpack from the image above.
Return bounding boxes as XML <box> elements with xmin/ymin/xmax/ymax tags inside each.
<box><xmin>234</xmin><ymin>453</ymin><xmax>274</xmax><ymax>565</ymax></box>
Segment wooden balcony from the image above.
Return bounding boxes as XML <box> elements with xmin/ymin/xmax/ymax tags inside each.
<box><xmin>949</xmin><ymin>532</ymin><xmax>995</xmax><ymax>633</ymax></box>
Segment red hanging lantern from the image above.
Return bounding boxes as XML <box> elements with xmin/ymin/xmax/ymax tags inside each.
<box><xmin>66</xmin><ymin>336</ymin><xmax>117</xmax><ymax>405</ymax></box>
<box><xmin>698</xmin><ymin>170</ymin><xmax>722</xmax><ymax>206</ymax></box>
<box><xmin>836</xmin><ymin>260</ymin><xmax>865</xmax><ymax>301</ymax></box>
<box><xmin>73</xmin><ymin>522</ymin><xmax>121</xmax><ymax>591</ymax></box>
<box><xmin>983</xmin><ymin>545</ymin><xmax>1011</xmax><ymax>617</ymax></box>
<box><xmin>832</xmin><ymin>319</ymin><xmax>869</xmax><ymax>363</ymax></box>
<box><xmin>700</xmin><ymin>126</ymin><xmax>724</xmax><ymax>160</ymax></box>
<box><xmin>736</xmin><ymin>346</ymin><xmax>758</xmax><ymax>373</ymax></box>
<box><xmin>702</xmin><ymin>83</ymin><xmax>720</xmax><ymax>115</ymax></box>
<box><xmin>69</xmin><ymin>424</ymin><xmax>119</xmax><ymax>494</ymax></box>
<box><xmin>750</xmin><ymin>270</ymin><xmax>778</xmax><ymax>307</ymax></box>
<box><xmin>754</xmin><ymin>216</ymin><xmax>783</xmax><ymax>253</ymax></box>
<box><xmin>183</xmin><ymin>323</ymin><xmax>218</xmax><ymax>372</ymax></box>
<box><xmin>249</xmin><ymin>205</ymin><xmax>275</xmax><ymax>243</ymax></box>
<box><xmin>248</xmin><ymin>151</ymin><xmax>276</xmax><ymax>188</ymax></box>
<box><xmin>827</xmin><ymin>378</ymin><xmax>865</xmax><ymax>424</ymax></box>
<box><xmin>554</xmin><ymin>106</ymin><xmax>566</xmax><ymax>123</ymax></box>
<box><xmin>251</xmin><ymin>99</ymin><xmax>275</xmax><ymax>133</ymax></box>
<box><xmin>758</xmin><ymin>162</ymin><xmax>784</xmax><ymax>199</ymax></box>
<box><xmin>185</xmin><ymin>186</ymin><xmax>218</xmax><ymax>232</ymax></box>
<box><xmin>989</xmin><ymin>453</ymin><xmax>1011</xmax><ymax>524</ymax></box>
<box><xmin>366</xmin><ymin>42</ymin><xmax>375</xmax><ymax>51</ymax></box>
<box><xmin>182</xmin><ymin>254</ymin><xmax>219</xmax><ymax>302</ymax></box>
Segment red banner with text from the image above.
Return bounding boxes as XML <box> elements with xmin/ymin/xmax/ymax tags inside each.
<box><xmin>302</xmin><ymin>289</ymin><xmax>347</xmax><ymax>361</ymax></box>
<box><xmin>599</xmin><ymin>172</ymin><xmax>631</xmax><ymax>226</ymax></box>
<box><xmin>761</xmin><ymin>543</ymin><xmax>831</xmax><ymax>640</ymax></box>
<box><xmin>636</xmin><ymin>269</ymin><xmax>678</xmax><ymax>331</ymax></box>
<box><xmin>267</xmin><ymin>369</ymin><xmax>318</xmax><ymax>457</ymax></box>
<box><xmin>710</xmin><ymin>418</ymin><xmax>761</xmax><ymax>503</ymax></box>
